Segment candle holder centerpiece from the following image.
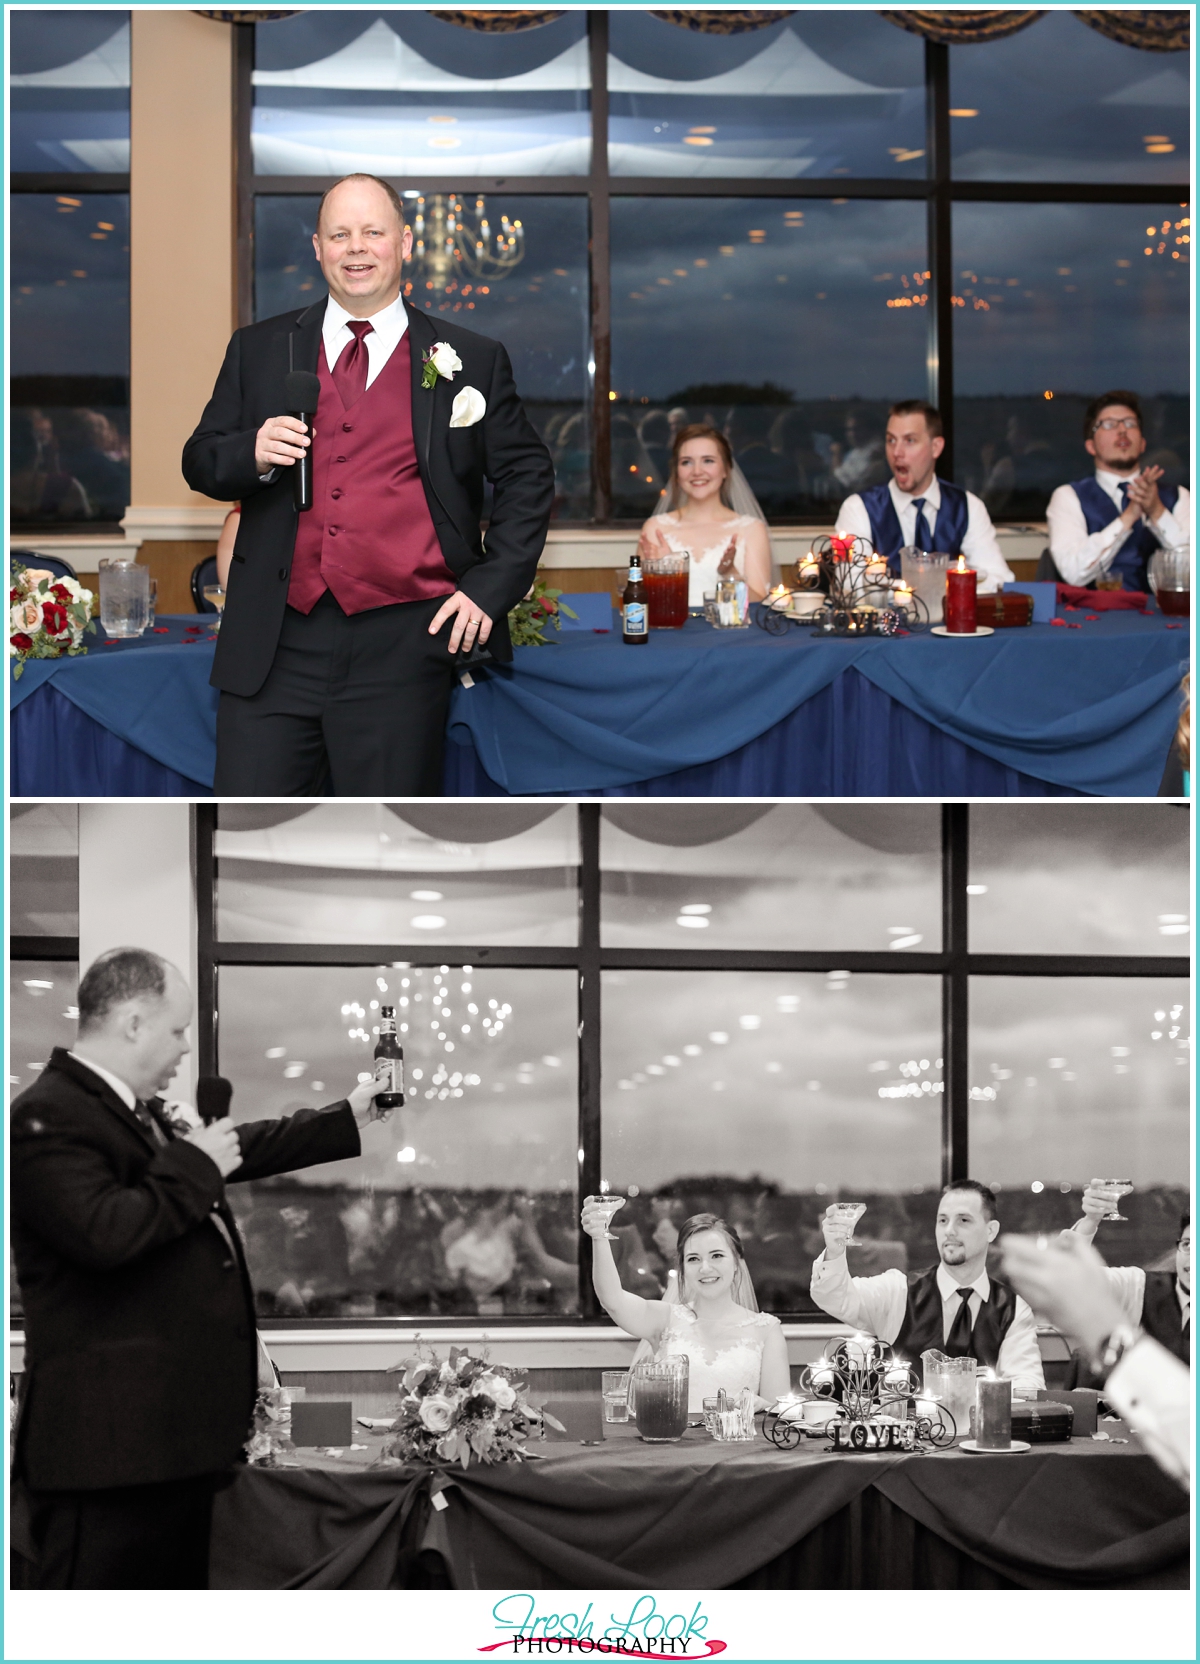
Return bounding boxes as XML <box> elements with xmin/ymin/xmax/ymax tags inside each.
<box><xmin>757</xmin><ymin>535</ymin><xmax>933</xmax><ymax>639</ymax></box>
<box><xmin>762</xmin><ymin>1334</ymin><xmax>956</xmax><ymax>1454</ymax></box>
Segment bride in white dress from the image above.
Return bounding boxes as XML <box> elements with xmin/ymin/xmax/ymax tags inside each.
<box><xmin>580</xmin><ymin>1204</ymin><xmax>790</xmax><ymax>1412</ymax></box>
<box><xmin>636</xmin><ymin>424</ymin><xmax>774</xmax><ymax>609</ymax></box>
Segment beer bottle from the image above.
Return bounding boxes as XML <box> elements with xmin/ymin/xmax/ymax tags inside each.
<box><xmin>622</xmin><ymin>555</ymin><xmax>649</xmax><ymax>645</ymax></box>
<box><xmin>373</xmin><ymin>1006</ymin><xmax>405</xmax><ymax>1115</ymax></box>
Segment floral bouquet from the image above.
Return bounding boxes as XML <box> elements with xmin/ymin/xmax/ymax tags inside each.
<box><xmin>10</xmin><ymin>562</ymin><xmax>95</xmax><ymax>679</ymax></box>
<box><xmin>244</xmin><ymin>1387</ymin><xmax>295</xmax><ymax>1467</ymax></box>
<box><xmin>507</xmin><ymin>578</ymin><xmax>578</xmax><ymax>648</ymax></box>
<box><xmin>376</xmin><ymin>1342</ymin><xmax>563</xmax><ymax>1470</ymax></box>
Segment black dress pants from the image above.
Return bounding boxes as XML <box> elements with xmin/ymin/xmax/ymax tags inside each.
<box><xmin>25</xmin><ymin>1473</ymin><xmax>219</xmax><ymax>1589</ymax></box>
<box><xmin>214</xmin><ymin>591</ymin><xmax>458</xmax><ymax>796</ymax></box>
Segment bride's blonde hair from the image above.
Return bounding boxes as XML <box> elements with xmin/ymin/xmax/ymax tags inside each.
<box><xmin>668</xmin><ymin>425</ymin><xmax>735</xmax><ymax>511</ymax></box>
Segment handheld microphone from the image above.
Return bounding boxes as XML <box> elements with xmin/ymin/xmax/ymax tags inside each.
<box><xmin>284</xmin><ymin>370</ymin><xmax>320</xmax><ymax>512</ymax></box>
<box><xmin>196</xmin><ymin>1075</ymin><xmax>234</xmax><ymax>1126</ymax></box>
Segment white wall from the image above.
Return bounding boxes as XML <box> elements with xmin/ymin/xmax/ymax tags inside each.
<box><xmin>78</xmin><ymin>803</ymin><xmax>197</xmax><ymax>1101</ymax></box>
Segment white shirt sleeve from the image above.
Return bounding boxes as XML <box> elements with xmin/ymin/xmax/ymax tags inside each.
<box><xmin>1105</xmin><ymin>1336</ymin><xmax>1190</xmax><ymax>1490</ymax></box>
<box><xmin>808</xmin><ymin>1249</ymin><xmax>908</xmax><ymax>1344</ymax></box>
<box><xmin>1148</xmin><ymin>485</ymin><xmax>1191</xmax><ymax>554</ymax></box>
<box><xmin>834</xmin><ymin>494</ymin><xmax>872</xmax><ymax>543</ymax></box>
<box><xmin>996</xmin><ymin>1294</ymin><xmax>1046</xmax><ymax>1392</ymax></box>
<box><xmin>962</xmin><ymin>492</ymin><xmax>1015</xmax><ymax>593</ymax></box>
<box><xmin>1046</xmin><ymin>482</ymin><xmax>1128</xmax><ymax>585</ymax></box>
<box><xmin>1104</xmin><ymin>1265</ymin><xmax>1147</xmax><ymax>1326</ymax></box>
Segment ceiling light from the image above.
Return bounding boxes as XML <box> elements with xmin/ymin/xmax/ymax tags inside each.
<box><xmin>411</xmin><ymin>915</ymin><xmax>446</xmax><ymax>930</ymax></box>
<box><xmin>410</xmin><ymin>890</ymin><xmax>444</xmax><ymax>902</ymax></box>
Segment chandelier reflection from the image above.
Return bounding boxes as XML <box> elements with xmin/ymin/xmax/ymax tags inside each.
<box><xmin>410</xmin><ymin>194</ymin><xmax>525</xmax><ymax>295</ymax></box>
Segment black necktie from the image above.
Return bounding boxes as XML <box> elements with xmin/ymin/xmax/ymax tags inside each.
<box><xmin>911</xmin><ymin>496</ymin><xmax>933</xmax><ymax>553</ymax></box>
<box><xmin>946</xmin><ymin>1287</ymin><xmax>974</xmax><ymax>1355</ymax></box>
<box><xmin>1118</xmin><ymin>481</ymin><xmax>1131</xmax><ymax>512</ymax></box>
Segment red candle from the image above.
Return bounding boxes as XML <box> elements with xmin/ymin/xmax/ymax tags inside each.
<box><xmin>944</xmin><ymin>558</ymin><xmax>977</xmax><ymax>633</ymax></box>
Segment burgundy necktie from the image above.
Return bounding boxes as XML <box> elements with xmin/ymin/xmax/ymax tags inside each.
<box><xmin>332</xmin><ymin>320</ymin><xmax>374</xmax><ymax>408</ymax></box>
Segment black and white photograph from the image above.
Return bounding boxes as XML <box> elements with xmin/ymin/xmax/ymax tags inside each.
<box><xmin>4</xmin><ymin>6</ymin><xmax>1194</xmax><ymax>1663</ymax></box>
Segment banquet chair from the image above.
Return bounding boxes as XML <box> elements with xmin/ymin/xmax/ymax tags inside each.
<box><xmin>190</xmin><ymin>553</ymin><xmax>220</xmax><ymax>611</ymax></box>
<box><xmin>11</xmin><ymin>548</ymin><xmax>78</xmax><ymax>582</ymax></box>
<box><xmin>1036</xmin><ymin>548</ymin><xmax>1064</xmax><ymax>583</ymax></box>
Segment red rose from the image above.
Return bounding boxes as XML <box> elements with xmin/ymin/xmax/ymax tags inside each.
<box><xmin>541</xmin><ymin>597</ymin><xmax>558</xmax><ymax>614</ymax></box>
<box><xmin>42</xmin><ymin>601</ymin><xmax>68</xmax><ymax>635</ymax></box>
<box><xmin>11</xmin><ymin>633</ymin><xmax>33</xmax><ymax>653</ymax></box>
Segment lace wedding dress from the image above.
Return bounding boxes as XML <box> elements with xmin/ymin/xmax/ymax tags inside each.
<box><xmin>655</xmin><ymin>513</ymin><xmax>761</xmax><ymax>606</ymax></box>
<box><xmin>655</xmin><ymin>1302</ymin><xmax>781</xmax><ymax>1411</ymax></box>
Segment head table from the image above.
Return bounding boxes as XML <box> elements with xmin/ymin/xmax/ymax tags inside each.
<box><xmin>208</xmin><ymin>1405</ymin><xmax>1188</xmax><ymax>1591</ymax></box>
<box><xmin>9</xmin><ymin>605</ymin><xmax>1188</xmax><ymax>799</ymax></box>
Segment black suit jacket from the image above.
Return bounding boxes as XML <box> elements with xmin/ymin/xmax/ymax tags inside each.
<box><xmin>11</xmin><ymin>1050</ymin><xmax>361</xmax><ymax>1490</ymax></box>
<box><xmin>182</xmin><ymin>298</ymin><xmax>556</xmax><ymax>698</ymax></box>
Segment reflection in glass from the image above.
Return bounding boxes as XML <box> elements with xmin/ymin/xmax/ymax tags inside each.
<box><xmin>969</xmin><ymin>805</ymin><xmax>1190</xmax><ymax>955</ymax></box>
<box><xmin>970</xmin><ymin>977</ymin><xmax>1189</xmax><ymax>1267</ymax></box>
<box><xmin>9</xmin><ymin>10</ymin><xmax>130</xmax><ymax>173</ymax></box>
<box><xmin>600</xmin><ymin>803</ymin><xmax>940</xmax><ymax>951</ymax></box>
<box><xmin>254</xmin><ymin>195</ymin><xmax>591</xmax><ymax>520</ymax></box>
<box><xmin>220</xmin><ymin>963</ymin><xmax>579</xmax><ymax>1317</ymax></box>
<box><xmin>608</xmin><ymin>12</ymin><xmax>924</xmax><ymax>179</ymax></box>
<box><xmin>950</xmin><ymin>13</ymin><xmax>1190</xmax><ymax>184</ymax></box>
<box><xmin>252</xmin><ymin>10</ymin><xmax>589</xmax><ymax>176</ymax></box>
<box><xmin>9</xmin><ymin>803</ymin><xmax>80</xmax><ymax>937</ymax></box>
<box><xmin>215</xmin><ymin>802</ymin><xmax>580</xmax><ymax>946</ymax></box>
<box><xmin>602</xmin><ymin>970</ymin><xmax>942</xmax><ymax>1314</ymax></box>
<box><xmin>610</xmin><ymin>196</ymin><xmax>927</xmax><ymax>519</ymax></box>
<box><xmin>11</xmin><ymin>194</ymin><xmax>131</xmax><ymax>530</ymax></box>
<box><xmin>953</xmin><ymin>202</ymin><xmax>1191</xmax><ymax>519</ymax></box>
<box><xmin>9</xmin><ymin>961</ymin><xmax>81</xmax><ymax>1097</ymax></box>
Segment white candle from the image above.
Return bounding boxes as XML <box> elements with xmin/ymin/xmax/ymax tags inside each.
<box><xmin>884</xmin><ymin>1361</ymin><xmax>909</xmax><ymax>1389</ymax></box>
<box><xmin>844</xmin><ymin>1334</ymin><xmax>874</xmax><ymax>1369</ymax></box>
<box><xmin>811</xmin><ymin>1363</ymin><xmax>836</xmax><ymax>1388</ymax></box>
<box><xmin>916</xmin><ymin>1395</ymin><xmax>939</xmax><ymax>1421</ymax></box>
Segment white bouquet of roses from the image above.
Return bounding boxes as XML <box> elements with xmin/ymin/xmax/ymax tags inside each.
<box><xmin>377</xmin><ymin>1342</ymin><xmax>563</xmax><ymax>1469</ymax></box>
<box><xmin>10</xmin><ymin>562</ymin><xmax>95</xmax><ymax>679</ymax></box>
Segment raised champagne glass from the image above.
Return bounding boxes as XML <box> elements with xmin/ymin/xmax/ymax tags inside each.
<box><xmin>1091</xmin><ymin>1179</ymin><xmax>1134</xmax><ymax>1223</ymax></box>
<box><xmin>827</xmin><ymin>1201</ymin><xmax>867</xmax><ymax>1248</ymax></box>
<box><xmin>585</xmin><ymin>1193</ymin><xmax>627</xmax><ymax>1241</ymax></box>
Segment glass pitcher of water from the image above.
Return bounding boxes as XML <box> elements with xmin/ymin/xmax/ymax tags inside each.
<box><xmin>899</xmin><ymin>547</ymin><xmax>950</xmax><ymax>625</ymax></box>
<box><xmin>98</xmin><ymin>558</ymin><xmax>150</xmax><ymax>639</ymax></box>
<box><xmin>921</xmin><ymin>1350</ymin><xmax>977</xmax><ymax>1440</ymax></box>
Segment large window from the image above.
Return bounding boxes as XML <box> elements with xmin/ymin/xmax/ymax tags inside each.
<box><xmin>8</xmin><ymin>802</ymin><xmax>1190</xmax><ymax>1326</ymax></box>
<box><xmin>10</xmin><ymin>11</ymin><xmax>131</xmax><ymax>533</ymax></box>
<box><xmin>239</xmin><ymin>8</ymin><xmax>1190</xmax><ymax>524</ymax></box>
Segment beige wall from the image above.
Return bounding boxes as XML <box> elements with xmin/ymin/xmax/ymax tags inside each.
<box><xmin>129</xmin><ymin>11</ymin><xmax>234</xmax><ymax>518</ymax></box>
<box><xmin>78</xmin><ymin>803</ymin><xmax>198</xmax><ymax>1101</ymax></box>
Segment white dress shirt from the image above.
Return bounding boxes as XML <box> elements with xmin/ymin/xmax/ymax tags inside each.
<box><xmin>836</xmin><ymin>476</ymin><xmax>1014</xmax><ymax>593</ymax></box>
<box><xmin>809</xmin><ymin>1249</ymin><xmax>1045</xmax><ymax>1391</ymax></box>
<box><xmin>1104</xmin><ymin>1336</ymin><xmax>1190</xmax><ymax>1489</ymax></box>
<box><xmin>322</xmin><ymin>291</ymin><xmax>409</xmax><ymax>387</ymax></box>
<box><xmin>1047</xmin><ymin>469</ymin><xmax>1191</xmax><ymax>587</ymax></box>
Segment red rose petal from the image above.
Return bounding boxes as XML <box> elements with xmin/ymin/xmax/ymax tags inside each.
<box><xmin>1084</xmin><ymin>615</ymin><xmax>1099</xmax><ymax>621</ymax></box>
<box><xmin>1050</xmin><ymin>618</ymin><xmax>1066</xmax><ymax>627</ymax></box>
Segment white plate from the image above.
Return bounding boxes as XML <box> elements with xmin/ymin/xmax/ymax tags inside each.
<box><xmin>958</xmin><ymin>1439</ymin><xmax>1032</xmax><ymax>1454</ymax></box>
<box><xmin>930</xmin><ymin>625</ymin><xmax>995</xmax><ymax>638</ymax></box>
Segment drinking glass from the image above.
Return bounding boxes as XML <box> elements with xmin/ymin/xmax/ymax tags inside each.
<box><xmin>203</xmin><ymin>584</ymin><xmax>227</xmax><ymax>628</ymax></box>
<box><xmin>898</xmin><ymin>547</ymin><xmax>949</xmax><ymax>624</ymax></box>
<box><xmin>702</xmin><ymin>1395</ymin><xmax>722</xmax><ymax>1436</ymax></box>
<box><xmin>1091</xmin><ymin>1178</ymin><xmax>1134</xmax><ymax>1222</ymax></box>
<box><xmin>602</xmin><ymin>1371</ymin><xmax>630</xmax><ymax>1423</ymax></box>
<box><xmin>825</xmin><ymin>1201</ymin><xmax>867</xmax><ymax>1247</ymax></box>
<box><xmin>584</xmin><ymin>1193</ymin><xmax>626</xmax><ymax>1241</ymax></box>
<box><xmin>98</xmin><ymin>558</ymin><xmax>150</xmax><ymax>639</ymax></box>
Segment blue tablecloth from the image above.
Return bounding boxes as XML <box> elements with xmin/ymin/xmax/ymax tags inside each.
<box><xmin>9</xmin><ymin>607</ymin><xmax>1188</xmax><ymax>799</ymax></box>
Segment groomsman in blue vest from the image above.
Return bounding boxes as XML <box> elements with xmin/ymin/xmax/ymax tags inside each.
<box><xmin>810</xmin><ymin>1180</ymin><xmax>1044</xmax><ymax>1390</ymax></box>
<box><xmin>834</xmin><ymin>399</ymin><xmax>1014</xmax><ymax>591</ymax></box>
<box><xmin>1069</xmin><ymin>1188</ymin><xmax>1189</xmax><ymax>1366</ymax></box>
<box><xmin>1046</xmin><ymin>390</ymin><xmax>1190</xmax><ymax>590</ymax></box>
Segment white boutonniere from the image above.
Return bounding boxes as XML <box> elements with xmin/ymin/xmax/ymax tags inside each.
<box><xmin>422</xmin><ymin>341</ymin><xmax>462</xmax><ymax>390</ymax></box>
<box><xmin>449</xmin><ymin>386</ymin><xmax>486</xmax><ymax>428</ymax></box>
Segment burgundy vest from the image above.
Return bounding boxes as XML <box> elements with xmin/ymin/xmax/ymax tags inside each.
<box><xmin>288</xmin><ymin>331</ymin><xmax>456</xmax><ymax>615</ymax></box>
<box><xmin>893</xmin><ymin>1267</ymin><xmax>1018</xmax><ymax>1385</ymax></box>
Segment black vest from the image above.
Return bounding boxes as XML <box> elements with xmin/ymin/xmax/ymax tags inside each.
<box><xmin>1141</xmin><ymin>1271</ymin><xmax>1190</xmax><ymax>1366</ymax></box>
<box><xmin>894</xmin><ymin>1267</ymin><xmax>1018</xmax><ymax>1383</ymax></box>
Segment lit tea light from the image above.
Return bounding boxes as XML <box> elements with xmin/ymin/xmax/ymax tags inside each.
<box><xmin>811</xmin><ymin>1361</ymin><xmax>836</xmax><ymax>1388</ymax></box>
<box><xmin>844</xmin><ymin>1333</ymin><xmax>874</xmax><ymax>1368</ymax></box>
<box><xmin>884</xmin><ymin>1358</ymin><xmax>909</xmax><ymax>1388</ymax></box>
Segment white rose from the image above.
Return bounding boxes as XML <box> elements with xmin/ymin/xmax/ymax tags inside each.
<box><xmin>430</xmin><ymin>341</ymin><xmax>462</xmax><ymax>380</ymax></box>
<box><xmin>418</xmin><ymin>1395</ymin><xmax>456</xmax><ymax>1433</ymax></box>
<box><xmin>478</xmin><ymin>1374</ymin><xmax>516</xmax><ymax>1411</ymax></box>
<box><xmin>23</xmin><ymin>569</ymin><xmax>55</xmax><ymax>590</ymax></box>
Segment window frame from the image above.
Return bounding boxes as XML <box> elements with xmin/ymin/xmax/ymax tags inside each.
<box><xmin>233</xmin><ymin>11</ymin><xmax>1189</xmax><ymax>522</ymax></box>
<box><xmin>170</xmin><ymin>802</ymin><xmax>1190</xmax><ymax>1327</ymax></box>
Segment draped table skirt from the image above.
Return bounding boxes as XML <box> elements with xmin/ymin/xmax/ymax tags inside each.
<box><xmin>9</xmin><ymin>609</ymin><xmax>1187</xmax><ymax>799</ymax></box>
<box><xmin>209</xmin><ymin>1421</ymin><xmax>1189</xmax><ymax>1591</ymax></box>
